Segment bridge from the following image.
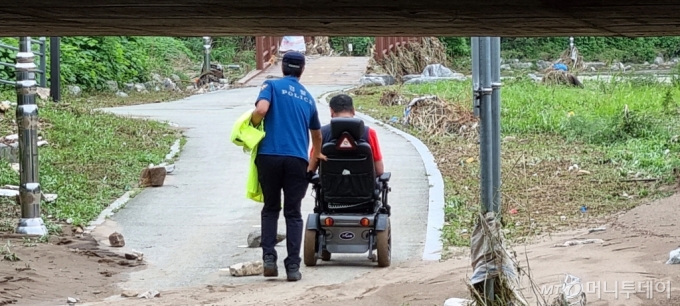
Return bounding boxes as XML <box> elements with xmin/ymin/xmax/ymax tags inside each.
<box><xmin>0</xmin><ymin>1</ymin><xmax>677</xmax><ymax>37</ymax></box>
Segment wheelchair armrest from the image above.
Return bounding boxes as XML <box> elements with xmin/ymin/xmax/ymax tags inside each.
<box><xmin>378</xmin><ymin>172</ymin><xmax>391</xmax><ymax>182</ymax></box>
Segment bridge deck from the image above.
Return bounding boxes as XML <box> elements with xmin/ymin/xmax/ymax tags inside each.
<box><xmin>243</xmin><ymin>56</ymin><xmax>369</xmax><ymax>87</ymax></box>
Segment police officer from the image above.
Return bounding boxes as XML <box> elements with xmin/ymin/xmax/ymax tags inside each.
<box><xmin>250</xmin><ymin>51</ymin><xmax>325</xmax><ymax>281</ymax></box>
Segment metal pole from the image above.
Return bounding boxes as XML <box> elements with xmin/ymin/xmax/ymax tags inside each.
<box><xmin>203</xmin><ymin>36</ymin><xmax>211</xmax><ymax>73</ymax></box>
<box><xmin>49</xmin><ymin>37</ymin><xmax>60</xmax><ymax>102</ymax></box>
<box><xmin>490</xmin><ymin>37</ymin><xmax>502</xmax><ymax>214</ymax></box>
<box><xmin>479</xmin><ymin>37</ymin><xmax>493</xmax><ymax>214</ymax></box>
<box><xmin>479</xmin><ymin>36</ymin><xmax>495</xmax><ymax>304</ymax></box>
<box><xmin>15</xmin><ymin>37</ymin><xmax>47</xmax><ymax>236</ymax></box>
<box><xmin>39</xmin><ymin>37</ymin><xmax>46</xmax><ymax>88</ymax></box>
<box><xmin>471</xmin><ymin>37</ymin><xmax>480</xmax><ymax>117</ymax></box>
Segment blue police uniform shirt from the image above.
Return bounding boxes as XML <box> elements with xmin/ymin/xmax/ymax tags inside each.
<box><xmin>255</xmin><ymin>76</ymin><xmax>321</xmax><ymax>162</ymax></box>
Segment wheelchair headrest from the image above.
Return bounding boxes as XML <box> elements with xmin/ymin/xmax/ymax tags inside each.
<box><xmin>330</xmin><ymin>117</ymin><xmax>365</xmax><ymax>141</ymax></box>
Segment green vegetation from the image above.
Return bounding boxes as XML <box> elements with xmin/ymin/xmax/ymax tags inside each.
<box><xmin>0</xmin><ymin>91</ymin><xmax>185</xmax><ymax>231</ymax></box>
<box><xmin>348</xmin><ymin>77</ymin><xmax>680</xmax><ymax>248</ymax></box>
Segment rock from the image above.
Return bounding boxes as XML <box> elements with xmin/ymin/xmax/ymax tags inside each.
<box><xmin>500</xmin><ymin>64</ymin><xmax>511</xmax><ymax>70</ymax></box>
<box><xmin>527</xmin><ymin>73</ymin><xmax>541</xmax><ymax>82</ymax></box>
<box><xmin>67</xmin><ymin>297</ymin><xmax>78</xmax><ymax>304</ymax></box>
<box><xmin>219</xmin><ymin>78</ymin><xmax>229</xmax><ymax>85</ymax></box>
<box><xmin>150</xmin><ymin>73</ymin><xmax>163</xmax><ymax>84</ymax></box>
<box><xmin>115</xmin><ymin>91</ymin><xmax>129</xmax><ymax>98</ymax></box>
<box><xmin>108</xmin><ymin>232</ymin><xmax>125</xmax><ymax>247</ymax></box>
<box><xmin>37</xmin><ymin>140</ymin><xmax>48</xmax><ymax>147</ymax></box>
<box><xmin>139</xmin><ymin>166</ymin><xmax>167</xmax><ymax>187</ymax></box>
<box><xmin>0</xmin><ymin>189</ymin><xmax>19</xmax><ymax>197</ymax></box>
<box><xmin>67</xmin><ymin>85</ymin><xmax>81</xmax><ymax>96</ymax></box>
<box><xmin>402</xmin><ymin>74</ymin><xmax>422</xmax><ymax>83</ymax></box>
<box><xmin>36</xmin><ymin>87</ymin><xmax>50</xmax><ymax>100</ymax></box>
<box><xmin>10</xmin><ymin>163</ymin><xmax>19</xmax><ymax>174</ymax></box>
<box><xmin>171</xmin><ymin>74</ymin><xmax>181</xmax><ymax>82</ymax></box>
<box><xmin>585</xmin><ymin>61</ymin><xmax>606</xmax><ymax>69</ymax></box>
<box><xmin>666</xmin><ymin>248</ymin><xmax>680</xmax><ymax>264</ymax></box>
<box><xmin>134</xmin><ymin>83</ymin><xmax>146</xmax><ymax>92</ymax></box>
<box><xmin>359</xmin><ymin>74</ymin><xmax>396</xmax><ymax>87</ymax></box>
<box><xmin>121</xmin><ymin>290</ymin><xmax>138</xmax><ymax>298</ymax></box>
<box><xmin>185</xmin><ymin>85</ymin><xmax>196</xmax><ymax>92</ymax></box>
<box><xmin>650</xmin><ymin>64</ymin><xmax>659</xmax><ymax>70</ymax></box>
<box><xmin>75</xmin><ymin>227</ymin><xmax>83</xmax><ymax>234</ymax></box>
<box><xmin>247</xmin><ymin>229</ymin><xmax>286</xmax><ymax>248</ymax></box>
<box><xmin>138</xmin><ymin>290</ymin><xmax>160</xmax><ymax>299</ymax></box>
<box><xmin>590</xmin><ymin>67</ymin><xmax>597</xmax><ymax>72</ymax></box>
<box><xmin>105</xmin><ymin>80</ymin><xmax>118</xmax><ymax>92</ymax></box>
<box><xmin>163</xmin><ymin>78</ymin><xmax>176</xmax><ymax>91</ymax></box>
<box><xmin>444</xmin><ymin>298</ymin><xmax>473</xmax><ymax>306</ymax></box>
<box><xmin>228</xmin><ymin>260</ymin><xmax>264</xmax><ymax>276</ymax></box>
<box><xmin>404</xmin><ymin>76</ymin><xmax>466</xmax><ymax>85</ymax></box>
<box><xmin>654</xmin><ymin>56</ymin><xmax>664</xmax><ymax>65</ymax></box>
<box><xmin>536</xmin><ymin>60</ymin><xmax>551</xmax><ymax>70</ymax></box>
<box><xmin>66</xmin><ymin>218</ymin><xmax>73</xmax><ymax>224</ymax></box>
<box><xmin>154</xmin><ymin>86</ymin><xmax>161</xmax><ymax>92</ymax></box>
<box><xmin>124</xmin><ymin>83</ymin><xmax>134</xmax><ymax>91</ymax></box>
<box><xmin>511</xmin><ymin>62</ymin><xmax>533</xmax><ymax>69</ymax></box>
<box><xmin>422</xmin><ymin>63</ymin><xmax>455</xmax><ymax>77</ymax></box>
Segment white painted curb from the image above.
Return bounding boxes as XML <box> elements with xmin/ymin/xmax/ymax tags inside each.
<box><xmin>318</xmin><ymin>89</ymin><xmax>445</xmax><ymax>261</ymax></box>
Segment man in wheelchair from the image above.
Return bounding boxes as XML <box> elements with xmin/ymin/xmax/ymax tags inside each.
<box><xmin>303</xmin><ymin>94</ymin><xmax>393</xmax><ymax>267</ymax></box>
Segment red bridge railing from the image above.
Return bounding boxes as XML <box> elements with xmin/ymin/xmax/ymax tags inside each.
<box><xmin>374</xmin><ymin>37</ymin><xmax>422</xmax><ymax>61</ymax></box>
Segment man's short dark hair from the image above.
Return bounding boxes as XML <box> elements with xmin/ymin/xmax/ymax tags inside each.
<box><xmin>282</xmin><ymin>51</ymin><xmax>305</xmax><ymax>78</ymax></box>
<box><xmin>329</xmin><ymin>94</ymin><xmax>354</xmax><ymax>113</ymax></box>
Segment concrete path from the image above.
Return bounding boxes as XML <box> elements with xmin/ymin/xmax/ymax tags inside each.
<box><xmin>97</xmin><ymin>84</ymin><xmax>430</xmax><ymax>292</ymax></box>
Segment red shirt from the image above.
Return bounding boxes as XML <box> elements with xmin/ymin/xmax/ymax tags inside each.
<box><xmin>310</xmin><ymin>127</ymin><xmax>383</xmax><ymax>162</ymax></box>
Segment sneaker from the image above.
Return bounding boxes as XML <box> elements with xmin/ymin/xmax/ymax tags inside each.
<box><xmin>263</xmin><ymin>254</ymin><xmax>278</xmax><ymax>277</ymax></box>
<box><xmin>286</xmin><ymin>264</ymin><xmax>302</xmax><ymax>281</ymax></box>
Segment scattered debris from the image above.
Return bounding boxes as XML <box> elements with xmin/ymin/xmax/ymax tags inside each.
<box><xmin>36</xmin><ymin>88</ymin><xmax>50</xmax><ymax>100</ymax></box>
<box><xmin>247</xmin><ymin>229</ymin><xmax>286</xmax><ymax>248</ymax></box>
<box><xmin>137</xmin><ymin>290</ymin><xmax>160</xmax><ymax>299</ymax></box>
<box><xmin>402</xmin><ymin>95</ymin><xmax>477</xmax><ymax>138</ymax></box>
<box><xmin>550</xmin><ymin>274</ymin><xmax>586</xmax><ymax>306</ymax></box>
<box><xmin>108</xmin><ymin>232</ymin><xmax>125</xmax><ymax>247</ymax></box>
<box><xmin>121</xmin><ymin>290</ymin><xmax>138</xmax><ymax>298</ymax></box>
<box><xmin>66</xmin><ymin>297</ymin><xmax>79</xmax><ymax>304</ymax></box>
<box><xmin>227</xmin><ymin>260</ymin><xmax>263</xmax><ymax>277</ymax></box>
<box><xmin>403</xmin><ymin>64</ymin><xmax>467</xmax><ymax>85</ymax></box>
<box><xmin>139</xmin><ymin>165</ymin><xmax>167</xmax><ymax>187</ymax></box>
<box><xmin>125</xmin><ymin>250</ymin><xmax>144</xmax><ymax>261</ymax></box>
<box><xmin>42</xmin><ymin>193</ymin><xmax>57</xmax><ymax>203</ymax></box>
<box><xmin>553</xmin><ymin>238</ymin><xmax>604</xmax><ymax>247</ymax></box>
<box><xmin>588</xmin><ymin>226</ymin><xmax>606</xmax><ymax>233</ymax></box>
<box><xmin>666</xmin><ymin>248</ymin><xmax>680</xmax><ymax>265</ymax></box>
<box><xmin>443</xmin><ymin>297</ymin><xmax>473</xmax><ymax>306</ymax></box>
<box><xmin>305</xmin><ymin>36</ymin><xmax>333</xmax><ymax>56</ymax></box>
<box><xmin>0</xmin><ymin>100</ymin><xmax>11</xmax><ymax>112</ymax></box>
<box><xmin>359</xmin><ymin>74</ymin><xmax>396</xmax><ymax>87</ymax></box>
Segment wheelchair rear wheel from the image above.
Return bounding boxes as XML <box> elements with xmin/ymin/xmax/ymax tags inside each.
<box><xmin>321</xmin><ymin>250</ymin><xmax>332</xmax><ymax>261</ymax></box>
<box><xmin>303</xmin><ymin>229</ymin><xmax>318</xmax><ymax>267</ymax></box>
<box><xmin>376</xmin><ymin>219</ymin><xmax>391</xmax><ymax>267</ymax></box>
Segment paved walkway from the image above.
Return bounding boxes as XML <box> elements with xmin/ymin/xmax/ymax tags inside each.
<box><xmin>243</xmin><ymin>56</ymin><xmax>370</xmax><ymax>86</ymax></box>
<box><xmin>96</xmin><ymin>66</ymin><xmax>432</xmax><ymax>292</ymax></box>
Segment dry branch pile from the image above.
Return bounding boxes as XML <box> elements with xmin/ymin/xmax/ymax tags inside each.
<box><xmin>379</xmin><ymin>89</ymin><xmax>407</xmax><ymax>106</ymax></box>
<box><xmin>541</xmin><ymin>70</ymin><xmax>584</xmax><ymax>88</ymax></box>
<box><xmin>306</xmin><ymin>36</ymin><xmax>333</xmax><ymax>56</ymax></box>
<box><xmin>543</xmin><ymin>47</ymin><xmax>585</xmax><ymax>73</ymax></box>
<box><xmin>367</xmin><ymin>37</ymin><xmax>448</xmax><ymax>80</ymax></box>
<box><xmin>403</xmin><ymin>95</ymin><xmax>477</xmax><ymax>138</ymax></box>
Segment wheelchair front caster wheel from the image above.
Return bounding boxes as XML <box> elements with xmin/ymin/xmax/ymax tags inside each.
<box><xmin>304</xmin><ymin>229</ymin><xmax>318</xmax><ymax>267</ymax></box>
<box><xmin>376</xmin><ymin>219</ymin><xmax>391</xmax><ymax>267</ymax></box>
<box><xmin>321</xmin><ymin>250</ymin><xmax>331</xmax><ymax>261</ymax></box>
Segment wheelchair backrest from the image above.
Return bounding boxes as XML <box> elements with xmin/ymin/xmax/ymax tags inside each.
<box><xmin>319</xmin><ymin>117</ymin><xmax>376</xmax><ymax>203</ymax></box>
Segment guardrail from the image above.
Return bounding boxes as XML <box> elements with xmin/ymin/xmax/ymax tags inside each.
<box><xmin>0</xmin><ymin>37</ymin><xmax>47</xmax><ymax>87</ymax></box>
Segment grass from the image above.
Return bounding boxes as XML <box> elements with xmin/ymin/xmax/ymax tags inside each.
<box><xmin>0</xmin><ymin>89</ymin><xmax>191</xmax><ymax>231</ymax></box>
<box><xmin>346</xmin><ymin>77</ymin><xmax>680</xmax><ymax>248</ymax></box>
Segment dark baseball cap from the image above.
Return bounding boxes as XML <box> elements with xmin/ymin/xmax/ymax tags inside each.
<box><xmin>282</xmin><ymin>51</ymin><xmax>305</xmax><ymax>69</ymax></box>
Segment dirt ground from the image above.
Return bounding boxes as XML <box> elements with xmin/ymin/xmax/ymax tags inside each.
<box><xmin>0</xmin><ymin>228</ymin><xmax>144</xmax><ymax>306</ymax></box>
<box><xmin>79</xmin><ymin>193</ymin><xmax>680</xmax><ymax>306</ymax></box>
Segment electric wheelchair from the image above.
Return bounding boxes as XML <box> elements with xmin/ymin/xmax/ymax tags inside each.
<box><xmin>303</xmin><ymin>117</ymin><xmax>393</xmax><ymax>267</ymax></box>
